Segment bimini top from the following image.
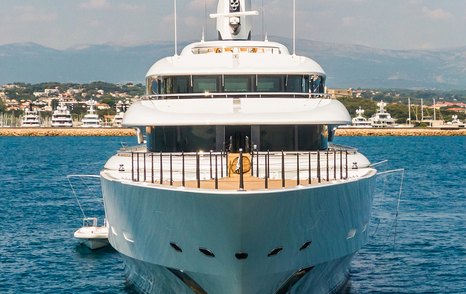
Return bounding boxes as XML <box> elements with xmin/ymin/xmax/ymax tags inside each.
<box><xmin>122</xmin><ymin>98</ymin><xmax>350</xmax><ymax>127</ymax></box>
<box><xmin>145</xmin><ymin>40</ymin><xmax>326</xmax><ymax>78</ymax></box>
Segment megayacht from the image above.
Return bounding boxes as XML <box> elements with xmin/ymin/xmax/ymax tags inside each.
<box><xmin>100</xmin><ymin>0</ymin><xmax>377</xmax><ymax>293</ymax></box>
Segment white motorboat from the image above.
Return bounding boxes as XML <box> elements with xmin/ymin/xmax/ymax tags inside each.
<box><xmin>447</xmin><ymin>115</ymin><xmax>465</xmax><ymax>128</ymax></box>
<box><xmin>369</xmin><ymin>100</ymin><xmax>397</xmax><ymax>128</ymax></box>
<box><xmin>51</xmin><ymin>100</ymin><xmax>73</xmax><ymax>128</ymax></box>
<box><xmin>99</xmin><ymin>1</ymin><xmax>377</xmax><ymax>293</ymax></box>
<box><xmin>21</xmin><ymin>109</ymin><xmax>41</xmax><ymax>127</ymax></box>
<box><xmin>81</xmin><ymin>99</ymin><xmax>101</xmax><ymax>128</ymax></box>
<box><xmin>74</xmin><ymin>217</ymin><xmax>109</xmax><ymax>250</ymax></box>
<box><xmin>112</xmin><ymin>100</ymin><xmax>126</xmax><ymax>128</ymax></box>
<box><xmin>352</xmin><ymin>106</ymin><xmax>372</xmax><ymax>127</ymax></box>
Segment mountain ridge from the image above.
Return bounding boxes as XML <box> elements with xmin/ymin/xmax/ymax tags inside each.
<box><xmin>1</xmin><ymin>38</ymin><xmax>466</xmax><ymax>89</ymax></box>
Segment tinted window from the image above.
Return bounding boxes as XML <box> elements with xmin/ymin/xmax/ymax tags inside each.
<box><xmin>257</xmin><ymin>76</ymin><xmax>283</xmax><ymax>92</ymax></box>
<box><xmin>224</xmin><ymin>76</ymin><xmax>252</xmax><ymax>92</ymax></box>
<box><xmin>193</xmin><ymin>76</ymin><xmax>218</xmax><ymax>93</ymax></box>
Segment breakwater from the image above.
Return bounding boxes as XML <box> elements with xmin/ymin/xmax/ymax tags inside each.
<box><xmin>0</xmin><ymin>128</ymin><xmax>136</xmax><ymax>137</ymax></box>
<box><xmin>0</xmin><ymin>127</ymin><xmax>465</xmax><ymax>137</ymax></box>
<box><xmin>336</xmin><ymin>127</ymin><xmax>466</xmax><ymax>136</ymax></box>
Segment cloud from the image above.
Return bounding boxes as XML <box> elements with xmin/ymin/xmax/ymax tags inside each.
<box><xmin>12</xmin><ymin>5</ymin><xmax>57</xmax><ymax>23</ymax></box>
<box><xmin>422</xmin><ymin>7</ymin><xmax>452</xmax><ymax>20</ymax></box>
<box><xmin>79</xmin><ymin>0</ymin><xmax>110</xmax><ymax>10</ymax></box>
<box><xmin>118</xmin><ymin>4</ymin><xmax>145</xmax><ymax>12</ymax></box>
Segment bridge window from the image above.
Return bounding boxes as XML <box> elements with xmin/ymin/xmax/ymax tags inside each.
<box><xmin>257</xmin><ymin>75</ymin><xmax>283</xmax><ymax>92</ymax></box>
<box><xmin>193</xmin><ymin>76</ymin><xmax>219</xmax><ymax>93</ymax></box>
<box><xmin>224</xmin><ymin>75</ymin><xmax>252</xmax><ymax>92</ymax></box>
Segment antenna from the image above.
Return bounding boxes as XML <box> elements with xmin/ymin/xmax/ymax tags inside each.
<box><xmin>174</xmin><ymin>0</ymin><xmax>178</xmax><ymax>56</ymax></box>
<box><xmin>261</xmin><ymin>0</ymin><xmax>265</xmax><ymax>40</ymax></box>
<box><xmin>292</xmin><ymin>0</ymin><xmax>296</xmax><ymax>55</ymax></box>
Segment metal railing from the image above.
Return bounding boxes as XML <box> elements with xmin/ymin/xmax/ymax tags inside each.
<box><xmin>126</xmin><ymin>147</ymin><xmax>352</xmax><ymax>191</ymax></box>
<box><xmin>142</xmin><ymin>92</ymin><xmax>331</xmax><ymax>100</ymax></box>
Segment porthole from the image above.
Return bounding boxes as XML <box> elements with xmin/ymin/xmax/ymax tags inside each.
<box><xmin>299</xmin><ymin>241</ymin><xmax>312</xmax><ymax>251</ymax></box>
<box><xmin>235</xmin><ymin>252</ymin><xmax>248</xmax><ymax>260</ymax></box>
<box><xmin>267</xmin><ymin>247</ymin><xmax>283</xmax><ymax>257</ymax></box>
<box><xmin>170</xmin><ymin>242</ymin><xmax>182</xmax><ymax>252</ymax></box>
<box><xmin>199</xmin><ymin>248</ymin><xmax>215</xmax><ymax>257</ymax></box>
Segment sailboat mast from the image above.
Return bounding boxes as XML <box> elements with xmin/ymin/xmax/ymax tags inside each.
<box><xmin>408</xmin><ymin>98</ymin><xmax>411</xmax><ymax>126</ymax></box>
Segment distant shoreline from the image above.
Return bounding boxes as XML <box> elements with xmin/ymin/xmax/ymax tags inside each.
<box><xmin>0</xmin><ymin>127</ymin><xmax>465</xmax><ymax>137</ymax></box>
<box><xmin>0</xmin><ymin>127</ymin><xmax>136</xmax><ymax>137</ymax></box>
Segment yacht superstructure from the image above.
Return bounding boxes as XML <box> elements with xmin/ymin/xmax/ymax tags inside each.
<box><xmin>351</xmin><ymin>107</ymin><xmax>371</xmax><ymax>127</ymax></box>
<box><xmin>112</xmin><ymin>100</ymin><xmax>127</xmax><ymax>128</ymax></box>
<box><xmin>21</xmin><ymin>109</ymin><xmax>41</xmax><ymax>127</ymax></box>
<box><xmin>51</xmin><ymin>100</ymin><xmax>73</xmax><ymax>128</ymax></box>
<box><xmin>100</xmin><ymin>1</ymin><xmax>377</xmax><ymax>293</ymax></box>
<box><xmin>81</xmin><ymin>99</ymin><xmax>101</xmax><ymax>128</ymax></box>
<box><xmin>369</xmin><ymin>100</ymin><xmax>396</xmax><ymax>128</ymax></box>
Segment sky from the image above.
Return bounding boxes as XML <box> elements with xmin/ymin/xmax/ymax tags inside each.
<box><xmin>1</xmin><ymin>0</ymin><xmax>466</xmax><ymax>51</ymax></box>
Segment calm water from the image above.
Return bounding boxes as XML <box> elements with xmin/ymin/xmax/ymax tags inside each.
<box><xmin>0</xmin><ymin>136</ymin><xmax>464</xmax><ymax>293</ymax></box>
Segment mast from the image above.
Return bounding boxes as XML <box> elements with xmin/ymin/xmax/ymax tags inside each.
<box><xmin>433</xmin><ymin>98</ymin><xmax>436</xmax><ymax>121</ymax></box>
<box><xmin>408</xmin><ymin>98</ymin><xmax>412</xmax><ymax>126</ymax></box>
<box><xmin>421</xmin><ymin>99</ymin><xmax>424</xmax><ymax>121</ymax></box>
<box><xmin>210</xmin><ymin>0</ymin><xmax>258</xmax><ymax>40</ymax></box>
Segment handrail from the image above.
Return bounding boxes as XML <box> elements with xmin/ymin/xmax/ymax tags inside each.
<box><xmin>142</xmin><ymin>92</ymin><xmax>331</xmax><ymax>100</ymax></box>
<box><xmin>124</xmin><ymin>148</ymin><xmax>352</xmax><ymax>191</ymax></box>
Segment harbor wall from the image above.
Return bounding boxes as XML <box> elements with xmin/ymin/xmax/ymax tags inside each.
<box><xmin>0</xmin><ymin>127</ymin><xmax>464</xmax><ymax>137</ymax></box>
<box><xmin>0</xmin><ymin>128</ymin><xmax>136</xmax><ymax>137</ymax></box>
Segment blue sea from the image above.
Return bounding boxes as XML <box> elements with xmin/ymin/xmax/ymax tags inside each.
<box><xmin>0</xmin><ymin>136</ymin><xmax>464</xmax><ymax>293</ymax></box>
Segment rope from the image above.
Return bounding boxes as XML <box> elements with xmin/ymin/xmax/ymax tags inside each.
<box><xmin>67</xmin><ymin>176</ymin><xmax>86</xmax><ymax>219</ymax></box>
<box><xmin>66</xmin><ymin>175</ymin><xmax>101</xmax><ymax>219</ymax></box>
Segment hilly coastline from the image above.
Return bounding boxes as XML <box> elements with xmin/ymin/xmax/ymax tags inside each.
<box><xmin>2</xmin><ymin>38</ymin><xmax>466</xmax><ymax>90</ymax></box>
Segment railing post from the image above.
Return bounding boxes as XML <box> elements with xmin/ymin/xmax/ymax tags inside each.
<box><xmin>225</xmin><ymin>150</ymin><xmax>229</xmax><ymax>177</ymax></box>
<box><xmin>151</xmin><ymin>153</ymin><xmax>154</xmax><ymax>184</ymax></box>
<box><xmin>250</xmin><ymin>148</ymin><xmax>254</xmax><ymax>176</ymax></box>
<box><xmin>209</xmin><ymin>150</ymin><xmax>213</xmax><ymax>179</ymax></box>
<box><xmin>345</xmin><ymin>151</ymin><xmax>348</xmax><ymax>179</ymax></box>
<box><xmin>196</xmin><ymin>152</ymin><xmax>201</xmax><ymax>188</ymax></box>
<box><xmin>239</xmin><ymin>148</ymin><xmax>244</xmax><ymax>190</ymax></box>
<box><xmin>159</xmin><ymin>151</ymin><xmax>163</xmax><ymax>184</ymax></box>
<box><xmin>308</xmin><ymin>151</ymin><xmax>312</xmax><ymax>185</ymax></box>
<box><xmin>182</xmin><ymin>152</ymin><xmax>185</xmax><ymax>187</ymax></box>
<box><xmin>170</xmin><ymin>153</ymin><xmax>173</xmax><ymax>186</ymax></box>
<box><xmin>296</xmin><ymin>152</ymin><xmax>300</xmax><ymax>186</ymax></box>
<box><xmin>131</xmin><ymin>152</ymin><xmax>134</xmax><ymax>181</ymax></box>
<box><xmin>333</xmin><ymin>149</ymin><xmax>337</xmax><ymax>180</ymax></box>
<box><xmin>340</xmin><ymin>150</ymin><xmax>343</xmax><ymax>180</ymax></box>
<box><xmin>215</xmin><ymin>155</ymin><xmax>218</xmax><ymax>190</ymax></box>
<box><xmin>137</xmin><ymin>153</ymin><xmax>140</xmax><ymax>182</ymax></box>
<box><xmin>265</xmin><ymin>151</ymin><xmax>269</xmax><ymax>189</ymax></box>
<box><xmin>281</xmin><ymin>151</ymin><xmax>285</xmax><ymax>188</ymax></box>
<box><xmin>143</xmin><ymin>153</ymin><xmax>147</xmax><ymax>182</ymax></box>
<box><xmin>317</xmin><ymin>150</ymin><xmax>321</xmax><ymax>183</ymax></box>
<box><xmin>220</xmin><ymin>151</ymin><xmax>224</xmax><ymax>178</ymax></box>
<box><xmin>326</xmin><ymin>150</ymin><xmax>329</xmax><ymax>182</ymax></box>
<box><xmin>256</xmin><ymin>148</ymin><xmax>260</xmax><ymax>177</ymax></box>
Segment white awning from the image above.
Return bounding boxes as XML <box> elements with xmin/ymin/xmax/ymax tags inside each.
<box><xmin>123</xmin><ymin>98</ymin><xmax>351</xmax><ymax>127</ymax></box>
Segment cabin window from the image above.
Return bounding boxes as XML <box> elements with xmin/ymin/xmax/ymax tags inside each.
<box><xmin>147</xmin><ymin>78</ymin><xmax>159</xmax><ymax>95</ymax></box>
<box><xmin>259</xmin><ymin>125</ymin><xmax>326</xmax><ymax>151</ymax></box>
<box><xmin>260</xmin><ymin>126</ymin><xmax>295</xmax><ymax>151</ymax></box>
<box><xmin>193</xmin><ymin>76</ymin><xmax>219</xmax><ymax>93</ymax></box>
<box><xmin>147</xmin><ymin>126</ymin><xmax>217</xmax><ymax>152</ymax></box>
<box><xmin>224</xmin><ymin>75</ymin><xmax>252</xmax><ymax>92</ymax></box>
<box><xmin>311</xmin><ymin>76</ymin><xmax>324</xmax><ymax>93</ymax></box>
<box><xmin>286</xmin><ymin>75</ymin><xmax>304</xmax><ymax>92</ymax></box>
<box><xmin>173</xmin><ymin>76</ymin><xmax>190</xmax><ymax>93</ymax></box>
<box><xmin>257</xmin><ymin>75</ymin><xmax>283</xmax><ymax>92</ymax></box>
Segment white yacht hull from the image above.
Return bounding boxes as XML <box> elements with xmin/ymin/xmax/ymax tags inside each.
<box><xmin>101</xmin><ymin>172</ymin><xmax>376</xmax><ymax>294</ymax></box>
